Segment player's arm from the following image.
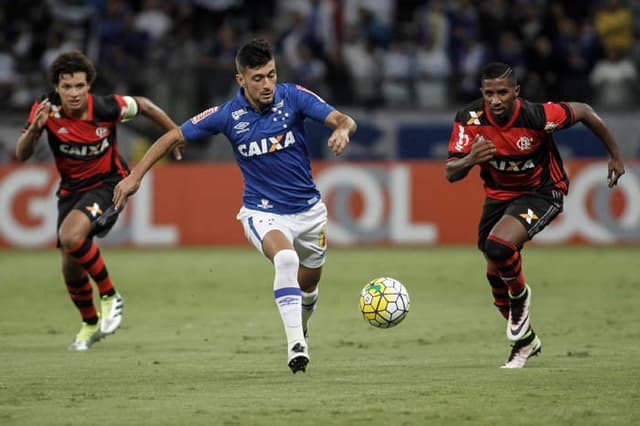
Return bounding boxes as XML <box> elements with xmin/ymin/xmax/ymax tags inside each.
<box><xmin>112</xmin><ymin>127</ymin><xmax>187</xmax><ymax>209</ymax></box>
<box><xmin>133</xmin><ymin>96</ymin><xmax>182</xmax><ymax>160</ymax></box>
<box><xmin>567</xmin><ymin>102</ymin><xmax>625</xmax><ymax>187</ymax></box>
<box><xmin>15</xmin><ymin>99</ymin><xmax>51</xmax><ymax>161</ymax></box>
<box><xmin>325</xmin><ymin>110</ymin><xmax>357</xmax><ymax>156</ymax></box>
<box><xmin>445</xmin><ymin>135</ymin><xmax>496</xmax><ymax>182</ymax></box>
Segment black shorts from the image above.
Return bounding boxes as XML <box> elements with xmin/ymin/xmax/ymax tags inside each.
<box><xmin>478</xmin><ymin>191</ymin><xmax>563</xmax><ymax>251</ymax></box>
<box><xmin>57</xmin><ymin>183</ymin><xmax>120</xmax><ymax>245</ymax></box>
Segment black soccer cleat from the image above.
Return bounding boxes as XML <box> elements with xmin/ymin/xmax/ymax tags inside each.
<box><xmin>287</xmin><ymin>342</ymin><xmax>309</xmax><ymax>374</ymax></box>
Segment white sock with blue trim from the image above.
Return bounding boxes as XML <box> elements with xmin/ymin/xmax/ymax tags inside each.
<box><xmin>273</xmin><ymin>250</ymin><xmax>304</xmax><ymax>345</ymax></box>
<box><xmin>301</xmin><ymin>287</ymin><xmax>319</xmax><ymax>336</ymax></box>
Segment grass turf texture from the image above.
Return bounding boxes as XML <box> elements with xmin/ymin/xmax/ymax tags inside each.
<box><xmin>1</xmin><ymin>246</ymin><xmax>639</xmax><ymax>425</ymax></box>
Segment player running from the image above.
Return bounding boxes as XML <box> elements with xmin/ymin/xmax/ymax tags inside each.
<box><xmin>16</xmin><ymin>50</ymin><xmax>179</xmax><ymax>351</ymax></box>
<box><xmin>112</xmin><ymin>38</ymin><xmax>357</xmax><ymax>373</ymax></box>
<box><xmin>445</xmin><ymin>62</ymin><xmax>625</xmax><ymax>368</ymax></box>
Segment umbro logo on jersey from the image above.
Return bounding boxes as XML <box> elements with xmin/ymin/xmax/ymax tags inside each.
<box><xmin>234</xmin><ymin>121</ymin><xmax>251</xmax><ymax>133</ymax></box>
<box><xmin>271</xmin><ymin>100</ymin><xmax>284</xmax><ymax>111</ymax></box>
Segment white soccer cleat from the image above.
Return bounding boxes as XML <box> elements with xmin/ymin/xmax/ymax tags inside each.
<box><xmin>507</xmin><ymin>285</ymin><xmax>531</xmax><ymax>341</ymax></box>
<box><xmin>67</xmin><ymin>321</ymin><xmax>102</xmax><ymax>351</ymax></box>
<box><xmin>287</xmin><ymin>341</ymin><xmax>310</xmax><ymax>374</ymax></box>
<box><xmin>501</xmin><ymin>335</ymin><xmax>542</xmax><ymax>369</ymax></box>
<box><xmin>100</xmin><ymin>293</ymin><xmax>123</xmax><ymax>335</ymax></box>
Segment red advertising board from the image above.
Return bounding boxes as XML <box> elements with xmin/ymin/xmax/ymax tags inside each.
<box><xmin>0</xmin><ymin>160</ymin><xmax>637</xmax><ymax>248</ymax></box>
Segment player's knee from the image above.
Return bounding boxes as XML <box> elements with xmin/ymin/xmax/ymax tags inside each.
<box><xmin>273</xmin><ymin>249</ymin><xmax>299</xmax><ymax>271</ymax></box>
<box><xmin>58</xmin><ymin>230</ymin><xmax>84</xmax><ymax>251</ymax></box>
<box><xmin>483</xmin><ymin>236</ymin><xmax>517</xmax><ymax>261</ymax></box>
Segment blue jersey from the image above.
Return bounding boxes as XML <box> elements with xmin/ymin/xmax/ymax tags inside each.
<box><xmin>181</xmin><ymin>83</ymin><xmax>335</xmax><ymax>214</ymax></box>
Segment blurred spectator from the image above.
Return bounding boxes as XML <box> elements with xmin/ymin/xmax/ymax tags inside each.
<box><xmin>133</xmin><ymin>0</ymin><xmax>172</xmax><ymax>42</ymax></box>
<box><xmin>590</xmin><ymin>46</ymin><xmax>640</xmax><ymax>109</ymax></box>
<box><xmin>341</xmin><ymin>23</ymin><xmax>384</xmax><ymax>108</ymax></box>
<box><xmin>414</xmin><ymin>30</ymin><xmax>451</xmax><ymax>108</ymax></box>
<box><xmin>594</xmin><ymin>0</ymin><xmax>634</xmax><ymax>53</ymax></box>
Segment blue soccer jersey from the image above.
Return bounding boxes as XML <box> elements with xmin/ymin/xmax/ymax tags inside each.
<box><xmin>180</xmin><ymin>83</ymin><xmax>335</xmax><ymax>214</ymax></box>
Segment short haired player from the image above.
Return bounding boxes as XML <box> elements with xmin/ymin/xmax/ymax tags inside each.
<box><xmin>112</xmin><ymin>38</ymin><xmax>357</xmax><ymax>373</ymax></box>
<box><xmin>445</xmin><ymin>62</ymin><xmax>625</xmax><ymax>368</ymax></box>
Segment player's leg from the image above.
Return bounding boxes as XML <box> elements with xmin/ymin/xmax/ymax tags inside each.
<box><xmin>298</xmin><ymin>266</ymin><xmax>321</xmax><ymax>339</ymax></box>
<box><xmin>237</xmin><ymin>207</ymin><xmax>308</xmax><ymax>372</ymax></box>
<box><xmin>61</xmin><ymin>248</ymin><xmax>102</xmax><ymax>351</ymax></box>
<box><xmin>294</xmin><ymin>201</ymin><xmax>328</xmax><ymax>341</ymax></box>
<box><xmin>263</xmin><ymin>230</ymin><xmax>309</xmax><ymax>373</ymax></box>
<box><xmin>491</xmin><ymin>193</ymin><xmax>563</xmax><ymax>367</ymax></box>
<box><xmin>477</xmin><ymin>198</ymin><xmax>511</xmax><ymax>320</ymax></box>
<box><xmin>59</xmin><ymin>189</ymin><xmax>124</xmax><ymax>339</ymax></box>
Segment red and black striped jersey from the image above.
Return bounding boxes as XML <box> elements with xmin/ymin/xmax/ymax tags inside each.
<box><xmin>25</xmin><ymin>92</ymin><xmax>134</xmax><ymax>195</ymax></box>
<box><xmin>447</xmin><ymin>97</ymin><xmax>574</xmax><ymax>200</ymax></box>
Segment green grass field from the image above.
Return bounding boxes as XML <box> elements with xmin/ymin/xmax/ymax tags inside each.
<box><xmin>1</xmin><ymin>246</ymin><xmax>639</xmax><ymax>426</ymax></box>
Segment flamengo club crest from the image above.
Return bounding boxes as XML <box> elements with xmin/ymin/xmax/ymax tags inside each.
<box><xmin>516</xmin><ymin>136</ymin><xmax>532</xmax><ymax>151</ymax></box>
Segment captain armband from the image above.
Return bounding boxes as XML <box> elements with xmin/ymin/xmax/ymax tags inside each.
<box><xmin>120</xmin><ymin>96</ymin><xmax>139</xmax><ymax>122</ymax></box>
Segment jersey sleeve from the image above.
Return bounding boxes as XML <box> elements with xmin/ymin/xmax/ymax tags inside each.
<box><xmin>180</xmin><ymin>106</ymin><xmax>223</xmax><ymax>142</ymax></box>
<box><xmin>541</xmin><ymin>102</ymin><xmax>574</xmax><ymax>132</ymax></box>
<box><xmin>447</xmin><ymin>112</ymin><xmax>477</xmax><ymax>160</ymax></box>
<box><xmin>291</xmin><ymin>84</ymin><xmax>334</xmax><ymax>123</ymax></box>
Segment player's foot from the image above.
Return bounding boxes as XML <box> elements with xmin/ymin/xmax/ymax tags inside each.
<box><xmin>501</xmin><ymin>333</ymin><xmax>541</xmax><ymax>369</ymax></box>
<box><xmin>287</xmin><ymin>341</ymin><xmax>309</xmax><ymax>374</ymax></box>
<box><xmin>100</xmin><ymin>293</ymin><xmax>123</xmax><ymax>335</ymax></box>
<box><xmin>67</xmin><ymin>321</ymin><xmax>102</xmax><ymax>351</ymax></box>
<box><xmin>507</xmin><ymin>284</ymin><xmax>531</xmax><ymax>341</ymax></box>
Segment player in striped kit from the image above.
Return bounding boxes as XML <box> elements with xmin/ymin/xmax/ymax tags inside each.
<box><xmin>16</xmin><ymin>51</ymin><xmax>178</xmax><ymax>351</ymax></box>
<box><xmin>112</xmin><ymin>38</ymin><xmax>357</xmax><ymax>373</ymax></box>
<box><xmin>446</xmin><ymin>62</ymin><xmax>625</xmax><ymax>368</ymax></box>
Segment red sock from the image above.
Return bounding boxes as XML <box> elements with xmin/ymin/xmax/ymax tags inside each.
<box><xmin>485</xmin><ymin>235</ymin><xmax>526</xmax><ymax>297</ymax></box>
<box><xmin>65</xmin><ymin>239</ymin><xmax>115</xmax><ymax>297</ymax></box>
<box><xmin>486</xmin><ymin>267</ymin><xmax>509</xmax><ymax>320</ymax></box>
<box><xmin>65</xmin><ymin>274</ymin><xmax>98</xmax><ymax>324</ymax></box>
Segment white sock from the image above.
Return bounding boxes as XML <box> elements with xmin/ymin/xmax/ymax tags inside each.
<box><xmin>273</xmin><ymin>250</ymin><xmax>304</xmax><ymax>345</ymax></box>
<box><xmin>301</xmin><ymin>287</ymin><xmax>319</xmax><ymax>335</ymax></box>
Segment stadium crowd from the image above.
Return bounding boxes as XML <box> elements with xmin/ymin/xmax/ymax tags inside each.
<box><xmin>1</xmin><ymin>0</ymin><xmax>639</xmax><ymax>162</ymax></box>
<box><xmin>2</xmin><ymin>0</ymin><xmax>639</xmax><ymax>113</ymax></box>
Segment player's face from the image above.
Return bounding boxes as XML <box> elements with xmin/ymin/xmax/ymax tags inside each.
<box><xmin>56</xmin><ymin>72</ymin><xmax>90</xmax><ymax>116</ymax></box>
<box><xmin>237</xmin><ymin>60</ymin><xmax>277</xmax><ymax>111</ymax></box>
<box><xmin>480</xmin><ymin>78</ymin><xmax>520</xmax><ymax>120</ymax></box>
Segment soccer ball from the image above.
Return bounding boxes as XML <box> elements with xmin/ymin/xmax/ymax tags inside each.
<box><xmin>358</xmin><ymin>277</ymin><xmax>410</xmax><ymax>328</ymax></box>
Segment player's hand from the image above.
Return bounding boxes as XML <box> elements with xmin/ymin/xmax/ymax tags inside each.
<box><xmin>327</xmin><ymin>129</ymin><xmax>350</xmax><ymax>156</ymax></box>
<box><xmin>113</xmin><ymin>175</ymin><xmax>141</xmax><ymax>210</ymax></box>
<box><xmin>607</xmin><ymin>158</ymin><xmax>625</xmax><ymax>188</ymax></box>
<box><xmin>172</xmin><ymin>146</ymin><xmax>183</xmax><ymax>161</ymax></box>
<box><xmin>30</xmin><ymin>99</ymin><xmax>51</xmax><ymax>132</ymax></box>
<box><xmin>469</xmin><ymin>135</ymin><xmax>496</xmax><ymax>165</ymax></box>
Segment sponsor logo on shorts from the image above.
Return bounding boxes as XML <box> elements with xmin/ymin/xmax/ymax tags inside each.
<box><xmin>85</xmin><ymin>202</ymin><xmax>103</xmax><ymax>218</ymax></box>
<box><xmin>519</xmin><ymin>208</ymin><xmax>539</xmax><ymax>224</ymax></box>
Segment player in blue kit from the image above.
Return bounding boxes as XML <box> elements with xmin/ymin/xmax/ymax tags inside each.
<box><xmin>113</xmin><ymin>38</ymin><xmax>357</xmax><ymax>373</ymax></box>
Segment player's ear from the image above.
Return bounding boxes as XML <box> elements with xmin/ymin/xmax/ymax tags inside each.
<box><xmin>514</xmin><ymin>84</ymin><xmax>520</xmax><ymax>97</ymax></box>
<box><xmin>235</xmin><ymin>73</ymin><xmax>244</xmax><ymax>88</ymax></box>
